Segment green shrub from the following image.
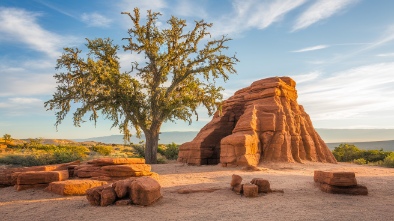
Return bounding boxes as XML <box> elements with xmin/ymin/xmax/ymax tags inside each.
<box><xmin>0</xmin><ymin>144</ymin><xmax>89</xmax><ymax>166</ymax></box>
<box><xmin>91</xmin><ymin>145</ymin><xmax>113</xmax><ymax>156</ymax></box>
<box><xmin>332</xmin><ymin>144</ymin><xmax>362</xmax><ymax>162</ymax></box>
<box><xmin>382</xmin><ymin>152</ymin><xmax>394</xmax><ymax>168</ymax></box>
<box><xmin>360</xmin><ymin>149</ymin><xmax>391</xmax><ymax>162</ymax></box>
<box><xmin>156</xmin><ymin>153</ymin><xmax>167</xmax><ymax>164</ymax></box>
<box><xmin>353</xmin><ymin>158</ymin><xmax>367</xmax><ymax>165</ymax></box>
<box><xmin>131</xmin><ymin>144</ymin><xmax>145</xmax><ymax>158</ymax></box>
<box><xmin>163</xmin><ymin>142</ymin><xmax>179</xmax><ymax>160</ymax></box>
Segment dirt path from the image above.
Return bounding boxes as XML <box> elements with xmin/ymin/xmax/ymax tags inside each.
<box><xmin>1</xmin><ymin>162</ymin><xmax>393</xmax><ymax>221</ymax></box>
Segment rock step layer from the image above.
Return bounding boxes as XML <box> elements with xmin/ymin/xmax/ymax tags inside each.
<box><xmin>178</xmin><ymin>77</ymin><xmax>336</xmax><ymax>166</ymax></box>
<box><xmin>314</xmin><ymin>170</ymin><xmax>368</xmax><ymax>195</ymax></box>
<box><xmin>46</xmin><ymin>180</ymin><xmax>108</xmax><ymax>195</ymax></box>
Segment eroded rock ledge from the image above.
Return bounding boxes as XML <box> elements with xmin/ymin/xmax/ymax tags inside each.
<box><xmin>177</xmin><ymin>76</ymin><xmax>337</xmax><ymax>166</ymax></box>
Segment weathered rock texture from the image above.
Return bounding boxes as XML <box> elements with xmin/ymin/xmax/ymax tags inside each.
<box><xmin>86</xmin><ymin>177</ymin><xmax>162</xmax><ymax>206</ymax></box>
<box><xmin>73</xmin><ymin>158</ymin><xmax>158</xmax><ymax>181</ymax></box>
<box><xmin>0</xmin><ymin>161</ymin><xmax>79</xmax><ymax>187</ymax></box>
<box><xmin>46</xmin><ymin>180</ymin><xmax>108</xmax><ymax>196</ymax></box>
<box><xmin>15</xmin><ymin>170</ymin><xmax>69</xmax><ymax>191</ymax></box>
<box><xmin>178</xmin><ymin>77</ymin><xmax>336</xmax><ymax>166</ymax></box>
<box><xmin>314</xmin><ymin>170</ymin><xmax>368</xmax><ymax>195</ymax></box>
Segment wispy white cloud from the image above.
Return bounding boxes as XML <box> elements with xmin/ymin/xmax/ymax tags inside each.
<box><xmin>0</xmin><ymin>97</ymin><xmax>44</xmax><ymax>116</ymax></box>
<box><xmin>291</xmin><ymin>71</ymin><xmax>321</xmax><ymax>83</ymax></box>
<box><xmin>9</xmin><ymin>97</ymin><xmax>42</xmax><ymax>104</ymax></box>
<box><xmin>291</xmin><ymin>45</ymin><xmax>329</xmax><ymax>53</ymax></box>
<box><xmin>81</xmin><ymin>12</ymin><xmax>112</xmax><ymax>27</ymax></box>
<box><xmin>0</xmin><ymin>59</ymin><xmax>56</xmax><ymax>97</ymax></box>
<box><xmin>377</xmin><ymin>53</ymin><xmax>394</xmax><ymax>57</ymax></box>
<box><xmin>211</xmin><ymin>0</ymin><xmax>307</xmax><ymax>37</ymax></box>
<box><xmin>35</xmin><ymin>0</ymin><xmax>77</xmax><ymax>19</ymax></box>
<box><xmin>0</xmin><ymin>7</ymin><xmax>77</xmax><ymax>58</ymax></box>
<box><xmin>297</xmin><ymin>62</ymin><xmax>394</xmax><ymax>122</ymax></box>
<box><xmin>293</xmin><ymin>0</ymin><xmax>359</xmax><ymax>31</ymax></box>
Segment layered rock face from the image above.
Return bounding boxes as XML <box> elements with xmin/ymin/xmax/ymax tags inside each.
<box><xmin>178</xmin><ymin>77</ymin><xmax>336</xmax><ymax>166</ymax></box>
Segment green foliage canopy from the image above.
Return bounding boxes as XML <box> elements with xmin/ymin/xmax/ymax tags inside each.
<box><xmin>45</xmin><ymin>8</ymin><xmax>238</xmax><ymax>163</ymax></box>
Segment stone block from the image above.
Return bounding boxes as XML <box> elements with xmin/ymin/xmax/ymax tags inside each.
<box><xmin>251</xmin><ymin>178</ymin><xmax>271</xmax><ymax>193</ymax></box>
<box><xmin>46</xmin><ymin>180</ymin><xmax>107</xmax><ymax>195</ymax></box>
<box><xmin>17</xmin><ymin>170</ymin><xmax>69</xmax><ymax>185</ymax></box>
<box><xmin>87</xmin><ymin>158</ymin><xmax>145</xmax><ymax>166</ymax></box>
<box><xmin>319</xmin><ymin>183</ymin><xmax>368</xmax><ymax>195</ymax></box>
<box><xmin>230</xmin><ymin>174</ymin><xmax>242</xmax><ymax>187</ymax></box>
<box><xmin>130</xmin><ymin>177</ymin><xmax>162</xmax><ymax>206</ymax></box>
<box><xmin>314</xmin><ymin>171</ymin><xmax>357</xmax><ymax>187</ymax></box>
<box><xmin>100</xmin><ymin>185</ymin><xmax>117</xmax><ymax>206</ymax></box>
<box><xmin>243</xmin><ymin>184</ymin><xmax>258</xmax><ymax>197</ymax></box>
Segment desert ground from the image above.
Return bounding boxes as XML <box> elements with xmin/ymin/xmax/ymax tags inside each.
<box><xmin>1</xmin><ymin>162</ymin><xmax>393</xmax><ymax>221</ymax></box>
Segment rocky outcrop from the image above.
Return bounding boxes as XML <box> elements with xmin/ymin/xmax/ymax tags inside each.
<box><xmin>0</xmin><ymin>161</ymin><xmax>79</xmax><ymax>187</ymax></box>
<box><xmin>46</xmin><ymin>180</ymin><xmax>108</xmax><ymax>195</ymax></box>
<box><xmin>86</xmin><ymin>177</ymin><xmax>162</xmax><ymax>206</ymax></box>
<box><xmin>73</xmin><ymin>158</ymin><xmax>158</xmax><ymax>181</ymax></box>
<box><xmin>314</xmin><ymin>170</ymin><xmax>368</xmax><ymax>195</ymax></box>
<box><xmin>15</xmin><ymin>170</ymin><xmax>69</xmax><ymax>191</ymax></box>
<box><xmin>178</xmin><ymin>77</ymin><xmax>336</xmax><ymax>166</ymax></box>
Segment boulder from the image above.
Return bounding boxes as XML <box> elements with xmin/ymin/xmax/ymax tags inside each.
<box><xmin>73</xmin><ymin>159</ymin><xmax>155</xmax><ymax>181</ymax></box>
<box><xmin>113</xmin><ymin>178</ymin><xmax>137</xmax><ymax>198</ymax></box>
<box><xmin>230</xmin><ymin>174</ymin><xmax>242</xmax><ymax>188</ymax></box>
<box><xmin>314</xmin><ymin>171</ymin><xmax>357</xmax><ymax>187</ymax></box>
<box><xmin>243</xmin><ymin>184</ymin><xmax>258</xmax><ymax>197</ymax></box>
<box><xmin>17</xmin><ymin>170</ymin><xmax>69</xmax><ymax>185</ymax></box>
<box><xmin>100</xmin><ymin>185</ymin><xmax>117</xmax><ymax>206</ymax></box>
<box><xmin>86</xmin><ymin>185</ymin><xmax>105</xmax><ymax>206</ymax></box>
<box><xmin>178</xmin><ymin>77</ymin><xmax>337</xmax><ymax>166</ymax></box>
<box><xmin>251</xmin><ymin>178</ymin><xmax>271</xmax><ymax>193</ymax></box>
<box><xmin>0</xmin><ymin>161</ymin><xmax>79</xmax><ymax>186</ymax></box>
<box><xmin>130</xmin><ymin>177</ymin><xmax>162</xmax><ymax>206</ymax></box>
<box><xmin>233</xmin><ymin>184</ymin><xmax>243</xmax><ymax>195</ymax></box>
<box><xmin>46</xmin><ymin>180</ymin><xmax>107</xmax><ymax>195</ymax></box>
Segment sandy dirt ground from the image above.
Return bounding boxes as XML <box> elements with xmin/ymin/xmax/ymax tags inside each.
<box><xmin>1</xmin><ymin>162</ymin><xmax>393</xmax><ymax>221</ymax></box>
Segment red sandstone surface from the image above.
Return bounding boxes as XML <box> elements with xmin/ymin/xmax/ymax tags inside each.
<box><xmin>178</xmin><ymin>77</ymin><xmax>336</xmax><ymax>166</ymax></box>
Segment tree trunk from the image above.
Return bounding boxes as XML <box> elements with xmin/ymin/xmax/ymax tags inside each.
<box><xmin>144</xmin><ymin>130</ymin><xmax>159</xmax><ymax>164</ymax></box>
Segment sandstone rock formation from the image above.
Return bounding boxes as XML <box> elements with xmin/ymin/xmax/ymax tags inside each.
<box><xmin>0</xmin><ymin>161</ymin><xmax>79</xmax><ymax>187</ymax></box>
<box><xmin>314</xmin><ymin>170</ymin><xmax>368</xmax><ymax>195</ymax></box>
<box><xmin>15</xmin><ymin>170</ymin><xmax>69</xmax><ymax>191</ymax></box>
<box><xmin>46</xmin><ymin>180</ymin><xmax>108</xmax><ymax>196</ymax></box>
<box><xmin>73</xmin><ymin>158</ymin><xmax>158</xmax><ymax>181</ymax></box>
<box><xmin>86</xmin><ymin>177</ymin><xmax>162</xmax><ymax>206</ymax></box>
<box><xmin>178</xmin><ymin>77</ymin><xmax>337</xmax><ymax>166</ymax></box>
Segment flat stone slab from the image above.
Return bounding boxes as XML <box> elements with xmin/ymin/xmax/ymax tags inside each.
<box><xmin>314</xmin><ymin>170</ymin><xmax>357</xmax><ymax>187</ymax></box>
<box><xmin>319</xmin><ymin>183</ymin><xmax>368</xmax><ymax>195</ymax></box>
<box><xmin>87</xmin><ymin>158</ymin><xmax>145</xmax><ymax>166</ymax></box>
<box><xmin>46</xmin><ymin>180</ymin><xmax>108</xmax><ymax>196</ymax></box>
<box><xmin>17</xmin><ymin>170</ymin><xmax>69</xmax><ymax>185</ymax></box>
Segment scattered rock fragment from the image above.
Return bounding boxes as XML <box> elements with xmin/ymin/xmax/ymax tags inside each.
<box><xmin>243</xmin><ymin>184</ymin><xmax>258</xmax><ymax>197</ymax></box>
<box><xmin>251</xmin><ymin>178</ymin><xmax>271</xmax><ymax>193</ymax></box>
<box><xmin>314</xmin><ymin>170</ymin><xmax>368</xmax><ymax>195</ymax></box>
<box><xmin>85</xmin><ymin>176</ymin><xmax>162</xmax><ymax>207</ymax></box>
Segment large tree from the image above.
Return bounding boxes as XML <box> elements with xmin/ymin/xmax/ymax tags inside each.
<box><xmin>45</xmin><ymin>8</ymin><xmax>238</xmax><ymax>163</ymax></box>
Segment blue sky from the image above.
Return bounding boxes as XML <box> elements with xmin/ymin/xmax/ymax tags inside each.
<box><xmin>1</xmin><ymin>0</ymin><xmax>394</xmax><ymax>139</ymax></box>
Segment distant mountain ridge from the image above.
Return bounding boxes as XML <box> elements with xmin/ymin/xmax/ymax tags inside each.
<box><xmin>72</xmin><ymin>129</ymin><xmax>394</xmax><ymax>151</ymax></box>
<box><xmin>326</xmin><ymin>140</ymin><xmax>394</xmax><ymax>151</ymax></box>
<box><xmin>72</xmin><ymin>131</ymin><xmax>198</xmax><ymax>145</ymax></box>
